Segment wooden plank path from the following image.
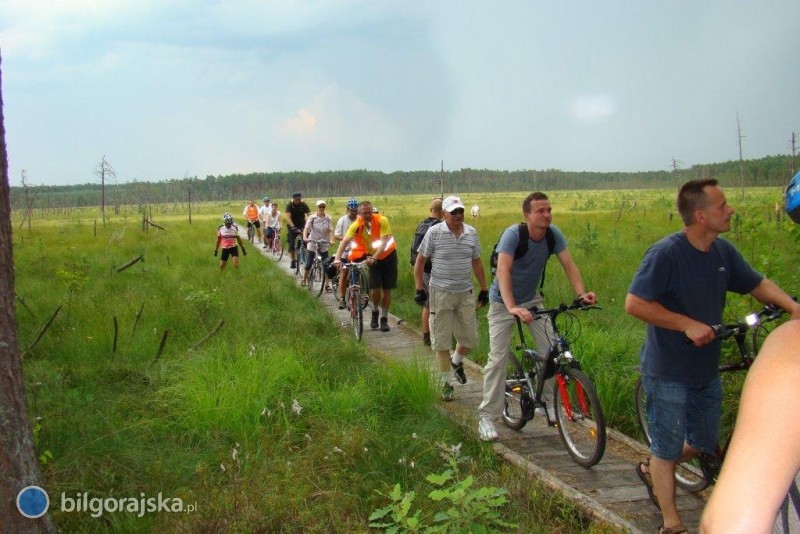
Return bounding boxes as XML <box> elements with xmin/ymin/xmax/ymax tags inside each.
<box><xmin>252</xmin><ymin>239</ymin><xmax>711</xmax><ymax>533</ymax></box>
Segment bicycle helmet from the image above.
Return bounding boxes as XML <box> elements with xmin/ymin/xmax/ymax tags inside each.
<box><xmin>263</xmin><ymin>196</ymin><xmax>270</xmax><ymax>202</ymax></box>
<box><xmin>786</xmin><ymin>170</ymin><xmax>800</xmax><ymax>224</ymax></box>
<box><xmin>222</xmin><ymin>213</ymin><xmax>234</xmax><ymax>224</ymax></box>
<box><xmin>346</xmin><ymin>198</ymin><xmax>359</xmax><ymax>210</ymax></box>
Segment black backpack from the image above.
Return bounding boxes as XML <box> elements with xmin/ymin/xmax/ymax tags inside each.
<box><xmin>409</xmin><ymin>217</ymin><xmax>442</xmax><ymax>269</ymax></box>
<box><xmin>489</xmin><ymin>224</ymin><xmax>555</xmax><ymax>289</ymax></box>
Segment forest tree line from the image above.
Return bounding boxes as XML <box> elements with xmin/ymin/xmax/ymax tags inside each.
<box><xmin>8</xmin><ymin>154</ymin><xmax>797</xmax><ymax>211</ymax></box>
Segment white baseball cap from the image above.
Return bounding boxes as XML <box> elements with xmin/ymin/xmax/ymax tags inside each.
<box><xmin>442</xmin><ymin>195</ymin><xmax>466</xmax><ymax>213</ymax></box>
<box><xmin>315</xmin><ymin>199</ymin><xmax>327</xmax><ymax>207</ymax></box>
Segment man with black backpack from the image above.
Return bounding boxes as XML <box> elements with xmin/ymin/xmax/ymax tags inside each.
<box><xmin>477</xmin><ymin>192</ymin><xmax>597</xmax><ymax>442</ymax></box>
<box><xmin>410</xmin><ymin>197</ymin><xmax>444</xmax><ymax>346</ymax></box>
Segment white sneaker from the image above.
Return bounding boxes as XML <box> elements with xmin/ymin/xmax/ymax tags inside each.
<box><xmin>478</xmin><ymin>417</ymin><xmax>498</xmax><ymax>442</ymax></box>
<box><xmin>535</xmin><ymin>405</ymin><xmax>557</xmax><ymax>421</ymax></box>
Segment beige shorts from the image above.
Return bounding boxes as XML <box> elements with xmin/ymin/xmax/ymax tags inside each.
<box><xmin>428</xmin><ymin>287</ymin><xmax>478</xmax><ymax>352</ymax></box>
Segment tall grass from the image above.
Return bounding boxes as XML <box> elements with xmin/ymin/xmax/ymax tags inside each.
<box><xmin>13</xmin><ymin>209</ymin><xmax>615</xmax><ymax>532</ymax></box>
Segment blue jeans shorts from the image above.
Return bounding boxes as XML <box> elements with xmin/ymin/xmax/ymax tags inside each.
<box><xmin>643</xmin><ymin>374</ymin><xmax>722</xmax><ymax>461</ymax></box>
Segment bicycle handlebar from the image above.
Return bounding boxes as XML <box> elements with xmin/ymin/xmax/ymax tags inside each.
<box><xmin>683</xmin><ymin>298</ymin><xmax>795</xmax><ymax>344</ymax></box>
<box><xmin>529</xmin><ymin>299</ymin><xmax>603</xmax><ymax>319</ymax></box>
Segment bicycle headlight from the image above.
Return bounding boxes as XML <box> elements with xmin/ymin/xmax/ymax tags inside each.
<box><xmin>745</xmin><ymin>313</ymin><xmax>760</xmax><ymax>327</ymax></box>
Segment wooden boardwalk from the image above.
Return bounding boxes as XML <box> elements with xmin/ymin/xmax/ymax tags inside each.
<box><xmin>257</xmin><ymin>241</ymin><xmax>710</xmax><ymax>533</ymax></box>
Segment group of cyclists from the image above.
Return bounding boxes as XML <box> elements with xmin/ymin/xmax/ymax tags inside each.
<box><xmin>212</xmin><ymin>177</ymin><xmax>800</xmax><ymax>534</ymax></box>
<box><xmin>214</xmin><ymin>194</ymin><xmax>398</xmax><ymax>333</ymax></box>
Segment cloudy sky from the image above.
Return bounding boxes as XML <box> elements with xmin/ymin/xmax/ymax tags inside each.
<box><xmin>1</xmin><ymin>1</ymin><xmax>798</xmax><ymax>186</ymax></box>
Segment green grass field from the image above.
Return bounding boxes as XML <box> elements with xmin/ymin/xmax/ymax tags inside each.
<box><xmin>11</xmin><ymin>187</ymin><xmax>798</xmax><ymax>531</ymax></box>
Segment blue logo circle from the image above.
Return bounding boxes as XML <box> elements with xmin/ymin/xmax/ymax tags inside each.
<box><xmin>16</xmin><ymin>486</ymin><xmax>50</xmax><ymax>519</ymax></box>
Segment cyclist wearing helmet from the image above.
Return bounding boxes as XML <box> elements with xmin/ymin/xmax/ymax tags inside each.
<box><xmin>284</xmin><ymin>192</ymin><xmax>310</xmax><ymax>269</ymax></box>
<box><xmin>214</xmin><ymin>213</ymin><xmax>247</xmax><ymax>270</ymax></box>
<box><xmin>243</xmin><ymin>200</ymin><xmax>261</xmax><ymax>243</ymax></box>
<box><xmin>334</xmin><ymin>198</ymin><xmax>363</xmax><ymax>307</ymax></box>
<box><xmin>258</xmin><ymin>197</ymin><xmax>273</xmax><ymax>248</ymax></box>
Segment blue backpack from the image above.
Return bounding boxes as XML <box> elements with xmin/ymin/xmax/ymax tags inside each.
<box><xmin>787</xmin><ymin>171</ymin><xmax>800</xmax><ymax>224</ymax></box>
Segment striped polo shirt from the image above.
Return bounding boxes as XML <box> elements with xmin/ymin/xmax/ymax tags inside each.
<box><xmin>418</xmin><ymin>221</ymin><xmax>481</xmax><ymax>292</ymax></box>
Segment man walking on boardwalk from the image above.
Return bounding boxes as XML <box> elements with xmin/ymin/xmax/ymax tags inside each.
<box><xmin>626</xmin><ymin>178</ymin><xmax>800</xmax><ymax>534</ymax></box>
<box><xmin>414</xmin><ymin>195</ymin><xmax>488</xmax><ymax>401</ymax></box>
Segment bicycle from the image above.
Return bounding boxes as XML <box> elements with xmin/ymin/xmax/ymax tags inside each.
<box><xmin>502</xmin><ymin>300</ymin><xmax>606</xmax><ymax>467</ymax></box>
<box><xmin>293</xmin><ymin>234</ymin><xmax>307</xmax><ymax>276</ymax></box>
<box><xmin>246</xmin><ymin>221</ymin><xmax>257</xmax><ymax>243</ymax></box>
<box><xmin>341</xmin><ymin>259</ymin><xmax>370</xmax><ymax>341</ymax></box>
<box><xmin>635</xmin><ymin>301</ymin><xmax>791</xmax><ymax>492</ymax></box>
<box><xmin>269</xmin><ymin>229</ymin><xmax>284</xmax><ymax>261</ymax></box>
<box><xmin>305</xmin><ymin>240</ymin><xmax>331</xmax><ymax>297</ymax></box>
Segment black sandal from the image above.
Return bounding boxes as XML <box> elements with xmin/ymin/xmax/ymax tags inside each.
<box><xmin>658</xmin><ymin>524</ymin><xmax>687</xmax><ymax>534</ymax></box>
<box><xmin>636</xmin><ymin>459</ymin><xmax>661</xmax><ymax>510</ymax></box>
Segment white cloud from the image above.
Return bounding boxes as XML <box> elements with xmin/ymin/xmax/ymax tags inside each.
<box><xmin>569</xmin><ymin>94</ymin><xmax>615</xmax><ymax>123</ymax></box>
<box><xmin>283</xmin><ymin>108</ymin><xmax>318</xmax><ymax>136</ymax></box>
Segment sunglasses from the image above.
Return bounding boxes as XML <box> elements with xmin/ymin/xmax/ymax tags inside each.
<box><xmin>318</xmin><ymin>205</ymin><xmax>326</xmax><ymax>209</ymax></box>
<box><xmin>450</xmin><ymin>208</ymin><xmax>465</xmax><ymax>215</ymax></box>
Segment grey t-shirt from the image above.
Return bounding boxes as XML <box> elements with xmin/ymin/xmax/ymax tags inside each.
<box><xmin>489</xmin><ymin>224</ymin><xmax>567</xmax><ymax>305</ymax></box>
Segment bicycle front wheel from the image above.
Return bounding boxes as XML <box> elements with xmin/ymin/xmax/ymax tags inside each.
<box><xmin>635</xmin><ymin>376</ymin><xmax>709</xmax><ymax>492</ymax></box>
<box><xmin>553</xmin><ymin>368</ymin><xmax>606</xmax><ymax>467</ymax></box>
<box><xmin>502</xmin><ymin>352</ymin><xmax>530</xmax><ymax>430</ymax></box>
<box><xmin>356</xmin><ymin>268</ymin><xmax>370</xmax><ymax>310</ymax></box>
<box><xmin>352</xmin><ymin>289</ymin><xmax>364</xmax><ymax>341</ymax></box>
<box><xmin>272</xmin><ymin>239</ymin><xmax>284</xmax><ymax>261</ymax></box>
<box><xmin>314</xmin><ymin>263</ymin><xmax>326</xmax><ymax>297</ymax></box>
<box><xmin>307</xmin><ymin>261</ymin><xmax>318</xmax><ymax>293</ymax></box>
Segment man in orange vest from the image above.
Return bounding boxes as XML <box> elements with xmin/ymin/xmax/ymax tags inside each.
<box><xmin>333</xmin><ymin>200</ymin><xmax>398</xmax><ymax>332</ymax></box>
<box><xmin>242</xmin><ymin>200</ymin><xmax>261</xmax><ymax>243</ymax></box>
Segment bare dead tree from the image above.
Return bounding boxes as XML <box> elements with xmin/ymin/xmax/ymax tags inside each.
<box><xmin>670</xmin><ymin>158</ymin><xmax>683</xmax><ymax>185</ymax></box>
<box><xmin>95</xmin><ymin>155</ymin><xmax>116</xmax><ymax>225</ymax></box>
<box><xmin>0</xmin><ymin>50</ymin><xmax>58</xmax><ymax>533</ymax></box>
<box><xmin>736</xmin><ymin>111</ymin><xmax>746</xmax><ymax>198</ymax></box>
<box><xmin>791</xmin><ymin>131</ymin><xmax>797</xmax><ymax>177</ymax></box>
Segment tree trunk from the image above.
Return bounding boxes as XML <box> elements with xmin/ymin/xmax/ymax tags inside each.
<box><xmin>0</xmin><ymin>52</ymin><xmax>57</xmax><ymax>532</ymax></box>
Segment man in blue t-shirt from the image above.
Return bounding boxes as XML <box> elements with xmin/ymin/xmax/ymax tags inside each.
<box><xmin>477</xmin><ymin>191</ymin><xmax>597</xmax><ymax>442</ymax></box>
<box><xmin>626</xmin><ymin>178</ymin><xmax>800</xmax><ymax>534</ymax></box>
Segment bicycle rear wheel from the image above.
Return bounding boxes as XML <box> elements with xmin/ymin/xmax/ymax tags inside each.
<box><xmin>271</xmin><ymin>239</ymin><xmax>283</xmax><ymax>261</ymax></box>
<box><xmin>553</xmin><ymin>368</ymin><xmax>606</xmax><ymax>467</ymax></box>
<box><xmin>502</xmin><ymin>352</ymin><xmax>530</xmax><ymax>430</ymax></box>
<box><xmin>634</xmin><ymin>376</ymin><xmax>710</xmax><ymax>492</ymax></box>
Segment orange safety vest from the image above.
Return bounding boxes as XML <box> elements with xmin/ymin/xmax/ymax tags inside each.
<box><xmin>352</xmin><ymin>213</ymin><xmax>396</xmax><ymax>260</ymax></box>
